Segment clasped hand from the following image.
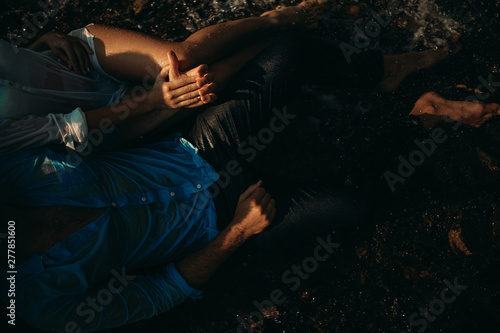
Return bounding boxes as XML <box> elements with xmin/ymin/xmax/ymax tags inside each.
<box><xmin>147</xmin><ymin>51</ymin><xmax>218</xmax><ymax>109</ymax></box>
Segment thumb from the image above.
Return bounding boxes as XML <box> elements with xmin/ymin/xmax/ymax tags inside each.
<box><xmin>167</xmin><ymin>51</ymin><xmax>181</xmax><ymax>80</ymax></box>
<box><xmin>158</xmin><ymin>66</ymin><xmax>169</xmax><ymax>83</ymax></box>
<box><xmin>240</xmin><ymin>180</ymin><xmax>263</xmax><ymax>200</ymax></box>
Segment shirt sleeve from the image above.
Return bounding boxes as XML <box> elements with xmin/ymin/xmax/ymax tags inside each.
<box><xmin>19</xmin><ymin>263</ymin><xmax>203</xmax><ymax>333</ymax></box>
<box><xmin>0</xmin><ymin>107</ymin><xmax>88</xmax><ymax>155</ymax></box>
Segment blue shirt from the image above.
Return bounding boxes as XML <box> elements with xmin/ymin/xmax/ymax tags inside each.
<box><xmin>1</xmin><ymin>133</ymin><xmax>220</xmax><ymax>332</ymax></box>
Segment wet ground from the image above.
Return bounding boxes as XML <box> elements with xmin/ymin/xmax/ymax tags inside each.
<box><xmin>2</xmin><ymin>0</ymin><xmax>500</xmax><ymax>332</ymax></box>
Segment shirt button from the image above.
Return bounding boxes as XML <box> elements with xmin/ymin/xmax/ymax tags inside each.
<box><xmin>111</xmin><ymin>202</ymin><xmax>117</xmax><ymax>207</ymax></box>
<box><xmin>170</xmin><ymin>192</ymin><xmax>175</xmax><ymax>197</ymax></box>
<box><xmin>196</xmin><ymin>184</ymin><xmax>202</xmax><ymax>189</ymax></box>
<box><xmin>141</xmin><ymin>197</ymin><xmax>147</xmax><ymax>202</ymax></box>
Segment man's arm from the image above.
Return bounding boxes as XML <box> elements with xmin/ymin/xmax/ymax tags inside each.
<box><xmin>22</xmin><ymin>263</ymin><xmax>205</xmax><ymax>332</ymax></box>
<box><xmin>176</xmin><ymin>180</ymin><xmax>276</xmax><ymax>289</ymax></box>
<box><xmin>19</xmin><ymin>181</ymin><xmax>275</xmax><ymax>332</ymax></box>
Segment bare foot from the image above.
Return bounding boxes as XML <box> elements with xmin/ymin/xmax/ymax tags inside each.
<box><xmin>411</xmin><ymin>92</ymin><xmax>500</xmax><ymax>128</ymax></box>
<box><xmin>260</xmin><ymin>0</ymin><xmax>327</xmax><ymax>30</ymax></box>
<box><xmin>379</xmin><ymin>48</ymin><xmax>451</xmax><ymax>92</ymax></box>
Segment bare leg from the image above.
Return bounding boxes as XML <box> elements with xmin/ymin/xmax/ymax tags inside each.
<box><xmin>85</xmin><ymin>1</ymin><xmax>323</xmax><ymax>82</ymax></box>
<box><xmin>120</xmin><ymin>35</ymin><xmax>277</xmax><ymax>142</ymax></box>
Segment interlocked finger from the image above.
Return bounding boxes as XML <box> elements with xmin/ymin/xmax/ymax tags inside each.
<box><xmin>177</xmin><ymin>89</ymin><xmax>205</xmax><ymax>102</ymax></box>
<box><xmin>175</xmin><ymin>95</ymin><xmax>204</xmax><ymax>108</ymax></box>
<box><xmin>168</xmin><ymin>76</ymin><xmax>199</xmax><ymax>90</ymax></box>
<box><xmin>170</xmin><ymin>82</ymin><xmax>200</xmax><ymax>99</ymax></box>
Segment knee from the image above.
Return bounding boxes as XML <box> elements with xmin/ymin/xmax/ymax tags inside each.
<box><xmin>84</xmin><ymin>23</ymin><xmax>110</xmax><ymax>36</ymax></box>
<box><xmin>175</xmin><ymin>41</ymin><xmax>199</xmax><ymax>71</ymax></box>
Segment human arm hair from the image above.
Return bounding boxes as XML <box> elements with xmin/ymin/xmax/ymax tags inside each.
<box><xmin>176</xmin><ymin>180</ymin><xmax>276</xmax><ymax>289</ymax></box>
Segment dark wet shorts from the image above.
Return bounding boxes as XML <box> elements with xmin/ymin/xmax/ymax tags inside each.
<box><xmin>186</xmin><ymin>33</ymin><xmax>384</xmax><ymax>248</ymax></box>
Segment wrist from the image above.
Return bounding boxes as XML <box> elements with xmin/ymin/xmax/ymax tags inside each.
<box><xmin>27</xmin><ymin>33</ymin><xmax>49</xmax><ymax>51</ymax></box>
<box><xmin>142</xmin><ymin>90</ymin><xmax>159</xmax><ymax>111</ymax></box>
<box><xmin>39</xmin><ymin>31</ymin><xmax>56</xmax><ymax>46</ymax></box>
<box><xmin>221</xmin><ymin>223</ymin><xmax>251</xmax><ymax>250</ymax></box>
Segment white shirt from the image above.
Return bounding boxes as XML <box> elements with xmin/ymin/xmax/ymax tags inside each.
<box><xmin>0</xmin><ymin>108</ymin><xmax>87</xmax><ymax>154</ymax></box>
<box><xmin>0</xmin><ymin>26</ymin><xmax>128</xmax><ymax>155</ymax></box>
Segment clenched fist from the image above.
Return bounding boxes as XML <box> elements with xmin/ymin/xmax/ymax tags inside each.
<box><xmin>229</xmin><ymin>180</ymin><xmax>276</xmax><ymax>239</ymax></box>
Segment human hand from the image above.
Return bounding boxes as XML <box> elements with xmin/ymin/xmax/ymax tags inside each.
<box><xmin>228</xmin><ymin>180</ymin><xmax>276</xmax><ymax>239</ymax></box>
<box><xmin>148</xmin><ymin>51</ymin><xmax>217</xmax><ymax>109</ymax></box>
<box><xmin>168</xmin><ymin>51</ymin><xmax>219</xmax><ymax>105</ymax></box>
<box><xmin>41</xmin><ymin>31</ymin><xmax>93</xmax><ymax>75</ymax></box>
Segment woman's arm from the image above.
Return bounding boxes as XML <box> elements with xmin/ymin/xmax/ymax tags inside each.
<box><xmin>0</xmin><ymin>52</ymin><xmax>217</xmax><ymax>155</ymax></box>
<box><xmin>0</xmin><ymin>110</ymin><xmax>87</xmax><ymax>155</ymax></box>
<box><xmin>85</xmin><ymin>51</ymin><xmax>217</xmax><ymax>143</ymax></box>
